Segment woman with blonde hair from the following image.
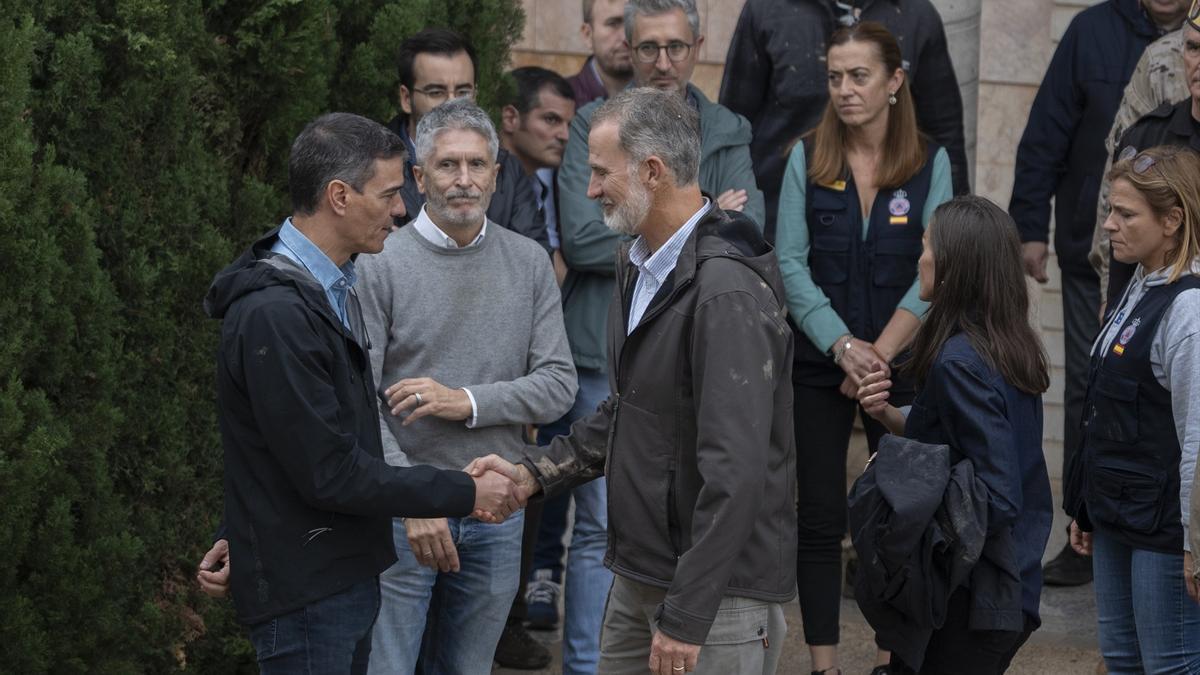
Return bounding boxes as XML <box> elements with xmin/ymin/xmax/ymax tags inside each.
<box><xmin>1064</xmin><ymin>144</ymin><xmax>1200</xmax><ymax>672</ymax></box>
<box><xmin>774</xmin><ymin>20</ymin><xmax>952</xmax><ymax>675</ymax></box>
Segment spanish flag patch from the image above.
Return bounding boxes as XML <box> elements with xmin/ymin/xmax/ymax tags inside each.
<box><xmin>1113</xmin><ymin>344</ymin><xmax>1125</xmax><ymax>356</ymax></box>
<box><xmin>889</xmin><ymin>216</ymin><xmax>908</xmax><ymax>225</ymax></box>
<box><xmin>820</xmin><ymin>180</ymin><xmax>847</xmax><ymax>192</ymax></box>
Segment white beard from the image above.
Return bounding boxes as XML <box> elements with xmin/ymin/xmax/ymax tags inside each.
<box><xmin>602</xmin><ymin>178</ymin><xmax>651</xmax><ymax>237</ymax></box>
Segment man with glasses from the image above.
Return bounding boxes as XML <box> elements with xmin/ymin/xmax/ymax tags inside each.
<box><xmin>549</xmin><ymin>4</ymin><xmax>763</xmax><ymax>672</ymax></box>
<box><xmin>719</xmin><ymin>0</ymin><xmax>967</xmax><ymax>241</ymax></box>
<box><xmin>386</xmin><ymin>28</ymin><xmax>551</xmax><ymax>252</ymax></box>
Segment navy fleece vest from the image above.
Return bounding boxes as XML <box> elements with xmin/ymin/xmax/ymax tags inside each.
<box><xmin>792</xmin><ymin>142</ymin><xmax>938</xmax><ymax>385</ymax></box>
<box><xmin>1080</xmin><ymin>276</ymin><xmax>1200</xmax><ymax>553</ymax></box>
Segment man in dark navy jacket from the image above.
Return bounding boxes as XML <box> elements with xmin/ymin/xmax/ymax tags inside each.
<box><xmin>195</xmin><ymin>113</ymin><xmax>522</xmax><ymax>674</ymax></box>
<box><xmin>1008</xmin><ymin>0</ymin><xmax>1190</xmax><ymax>586</ymax></box>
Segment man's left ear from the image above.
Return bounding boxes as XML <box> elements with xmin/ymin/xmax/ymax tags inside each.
<box><xmin>643</xmin><ymin>156</ymin><xmax>668</xmax><ymax>190</ymax></box>
<box><xmin>500</xmin><ymin>105</ymin><xmax>520</xmax><ymax>134</ymax></box>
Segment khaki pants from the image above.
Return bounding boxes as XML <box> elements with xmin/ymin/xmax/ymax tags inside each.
<box><xmin>598</xmin><ymin>575</ymin><xmax>787</xmax><ymax>674</ymax></box>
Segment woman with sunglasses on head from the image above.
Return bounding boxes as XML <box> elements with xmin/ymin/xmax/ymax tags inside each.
<box><xmin>774</xmin><ymin>20</ymin><xmax>952</xmax><ymax>675</ymax></box>
<box><xmin>1064</xmin><ymin>144</ymin><xmax>1200</xmax><ymax>673</ymax></box>
<box><xmin>855</xmin><ymin>196</ymin><xmax>1053</xmax><ymax>674</ymax></box>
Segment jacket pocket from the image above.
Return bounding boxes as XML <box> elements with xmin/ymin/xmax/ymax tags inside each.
<box><xmin>1087</xmin><ymin>369</ymin><xmax>1138</xmax><ymax>444</ymax></box>
<box><xmin>810</xmin><ymin>235</ymin><xmax>851</xmax><ymax>285</ymax></box>
<box><xmin>704</xmin><ymin>601</ymin><xmax>770</xmax><ymax>646</ymax></box>
<box><xmin>1088</xmin><ymin>466</ymin><xmax>1165</xmax><ymax>534</ymax></box>
<box><xmin>872</xmin><ymin>237</ymin><xmax>922</xmax><ymax>288</ymax></box>
<box><xmin>666</xmin><ymin>469</ymin><xmax>681</xmax><ymax>558</ymax></box>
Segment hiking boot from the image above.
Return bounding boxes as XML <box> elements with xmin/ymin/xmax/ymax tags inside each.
<box><xmin>1042</xmin><ymin>542</ymin><xmax>1093</xmax><ymax>586</ymax></box>
<box><xmin>525</xmin><ymin>568</ymin><xmax>561</xmax><ymax>630</ymax></box>
<box><xmin>494</xmin><ymin>620</ymin><xmax>552</xmax><ymax>670</ymax></box>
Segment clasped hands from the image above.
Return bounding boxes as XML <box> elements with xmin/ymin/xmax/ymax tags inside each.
<box><xmin>836</xmin><ymin>335</ymin><xmax>890</xmax><ymax>400</ymax></box>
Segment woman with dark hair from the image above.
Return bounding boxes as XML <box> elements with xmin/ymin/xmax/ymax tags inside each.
<box><xmin>773</xmin><ymin>20</ymin><xmax>953</xmax><ymax>674</ymax></box>
<box><xmin>856</xmin><ymin>195</ymin><xmax>1053</xmax><ymax>673</ymax></box>
<box><xmin>1064</xmin><ymin>145</ymin><xmax>1200</xmax><ymax>672</ymax></box>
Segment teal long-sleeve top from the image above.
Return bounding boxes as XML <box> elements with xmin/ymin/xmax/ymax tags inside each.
<box><xmin>775</xmin><ymin>146</ymin><xmax>952</xmax><ymax>354</ymax></box>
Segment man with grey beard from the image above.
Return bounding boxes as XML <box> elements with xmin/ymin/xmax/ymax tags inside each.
<box><xmin>470</xmin><ymin>87</ymin><xmax>795</xmax><ymax>675</ymax></box>
<box><xmin>357</xmin><ymin>98</ymin><xmax>577</xmax><ymax>674</ymax></box>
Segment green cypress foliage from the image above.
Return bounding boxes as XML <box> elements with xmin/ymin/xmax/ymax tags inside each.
<box><xmin>0</xmin><ymin>0</ymin><xmax>524</xmax><ymax>671</ymax></box>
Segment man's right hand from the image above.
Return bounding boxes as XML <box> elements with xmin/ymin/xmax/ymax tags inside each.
<box><xmin>469</xmin><ymin>467</ymin><xmax>523</xmax><ymax>523</ymax></box>
<box><xmin>466</xmin><ymin>455</ymin><xmax>541</xmax><ymax>522</ymax></box>
<box><xmin>196</xmin><ymin>538</ymin><xmax>230</xmax><ymax>598</ymax></box>
<box><xmin>404</xmin><ymin>518</ymin><xmax>460</xmax><ymax>573</ymax></box>
<box><xmin>1069</xmin><ymin>519</ymin><xmax>1092</xmax><ymax>556</ymax></box>
<box><xmin>1021</xmin><ymin>241</ymin><xmax>1050</xmax><ymax>283</ymax></box>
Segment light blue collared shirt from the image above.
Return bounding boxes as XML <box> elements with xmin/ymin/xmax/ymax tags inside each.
<box><xmin>627</xmin><ymin>198</ymin><xmax>711</xmax><ymax>334</ymax></box>
<box><xmin>270</xmin><ymin>218</ymin><xmax>357</xmax><ymax>331</ymax></box>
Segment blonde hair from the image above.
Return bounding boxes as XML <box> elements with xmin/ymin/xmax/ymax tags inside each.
<box><xmin>1107</xmin><ymin>145</ymin><xmax>1200</xmax><ymax>282</ymax></box>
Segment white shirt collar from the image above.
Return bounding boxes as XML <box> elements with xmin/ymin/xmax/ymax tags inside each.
<box><xmin>412</xmin><ymin>204</ymin><xmax>487</xmax><ymax>249</ymax></box>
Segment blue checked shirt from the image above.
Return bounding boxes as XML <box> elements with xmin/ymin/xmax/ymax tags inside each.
<box><xmin>626</xmin><ymin>198</ymin><xmax>711</xmax><ymax>334</ymax></box>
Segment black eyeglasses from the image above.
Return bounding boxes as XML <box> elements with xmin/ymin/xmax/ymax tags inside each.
<box><xmin>633</xmin><ymin>41</ymin><xmax>693</xmax><ymax>63</ymax></box>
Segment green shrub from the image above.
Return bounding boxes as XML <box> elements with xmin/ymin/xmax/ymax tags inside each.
<box><xmin>0</xmin><ymin>1</ymin><xmax>524</xmax><ymax>671</ymax></box>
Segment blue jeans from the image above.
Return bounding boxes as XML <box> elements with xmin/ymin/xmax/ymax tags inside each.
<box><xmin>369</xmin><ymin>513</ymin><xmax>524</xmax><ymax>675</ymax></box>
<box><xmin>248</xmin><ymin>576</ymin><xmax>380</xmax><ymax>675</ymax></box>
<box><xmin>534</xmin><ymin>367</ymin><xmax>613</xmax><ymax>675</ymax></box>
<box><xmin>1093</xmin><ymin>528</ymin><xmax>1200</xmax><ymax>674</ymax></box>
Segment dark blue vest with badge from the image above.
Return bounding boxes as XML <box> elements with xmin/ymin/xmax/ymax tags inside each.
<box><xmin>1070</xmin><ymin>275</ymin><xmax>1200</xmax><ymax>553</ymax></box>
<box><xmin>792</xmin><ymin>141</ymin><xmax>938</xmax><ymax>386</ymax></box>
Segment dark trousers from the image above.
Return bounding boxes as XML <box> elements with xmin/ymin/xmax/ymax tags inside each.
<box><xmin>1061</xmin><ymin>268</ymin><xmax>1100</xmax><ymax>477</ymax></box>
<box><xmin>506</xmin><ymin>499</ymin><xmax>544</xmax><ymax>624</ymax></box>
<box><xmin>793</xmin><ymin>380</ymin><xmax>912</xmax><ymax>646</ymax></box>
<box><xmin>248</xmin><ymin>576</ymin><xmax>380</xmax><ymax>675</ymax></box>
<box><xmin>890</xmin><ymin>588</ymin><xmax>1035</xmax><ymax>674</ymax></box>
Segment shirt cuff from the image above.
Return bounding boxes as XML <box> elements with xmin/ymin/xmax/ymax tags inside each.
<box><xmin>462</xmin><ymin>387</ymin><xmax>479</xmax><ymax>428</ymax></box>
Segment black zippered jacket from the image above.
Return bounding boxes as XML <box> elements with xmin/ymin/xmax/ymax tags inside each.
<box><xmin>205</xmin><ymin>226</ymin><xmax>476</xmax><ymax>625</ymax></box>
<box><xmin>520</xmin><ymin>206</ymin><xmax>797</xmax><ymax>645</ymax></box>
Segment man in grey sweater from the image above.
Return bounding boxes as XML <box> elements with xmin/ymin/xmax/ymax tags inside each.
<box><xmin>358</xmin><ymin>99</ymin><xmax>577</xmax><ymax>675</ymax></box>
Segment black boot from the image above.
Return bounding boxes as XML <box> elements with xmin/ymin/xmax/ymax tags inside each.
<box><xmin>493</xmin><ymin>619</ymin><xmax>552</xmax><ymax>670</ymax></box>
<box><xmin>1042</xmin><ymin>542</ymin><xmax>1093</xmax><ymax>586</ymax></box>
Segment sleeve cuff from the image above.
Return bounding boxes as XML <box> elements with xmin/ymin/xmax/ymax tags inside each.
<box><xmin>462</xmin><ymin>388</ymin><xmax>479</xmax><ymax>428</ymax></box>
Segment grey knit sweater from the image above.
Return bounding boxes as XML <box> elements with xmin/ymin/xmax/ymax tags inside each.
<box><xmin>357</xmin><ymin>222</ymin><xmax>576</xmax><ymax>470</ymax></box>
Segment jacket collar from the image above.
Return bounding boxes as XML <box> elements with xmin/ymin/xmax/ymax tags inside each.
<box><xmin>1168</xmin><ymin>99</ymin><xmax>1200</xmax><ymax>149</ymax></box>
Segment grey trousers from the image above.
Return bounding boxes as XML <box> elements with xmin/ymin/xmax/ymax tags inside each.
<box><xmin>598</xmin><ymin>575</ymin><xmax>787</xmax><ymax>675</ymax></box>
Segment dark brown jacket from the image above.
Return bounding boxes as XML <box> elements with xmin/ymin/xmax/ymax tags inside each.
<box><xmin>522</xmin><ymin>205</ymin><xmax>797</xmax><ymax>644</ymax></box>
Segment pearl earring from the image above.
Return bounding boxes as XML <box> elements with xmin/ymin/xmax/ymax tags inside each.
<box><xmin>888</xmin><ymin>92</ymin><xmax>897</xmax><ymax>105</ymax></box>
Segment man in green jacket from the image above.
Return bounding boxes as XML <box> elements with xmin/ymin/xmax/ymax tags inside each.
<box><xmin>557</xmin><ymin>0</ymin><xmax>764</xmax><ymax>378</ymax></box>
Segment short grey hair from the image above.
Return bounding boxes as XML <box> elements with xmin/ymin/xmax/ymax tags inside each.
<box><xmin>591</xmin><ymin>87</ymin><xmax>700</xmax><ymax>186</ymax></box>
<box><xmin>624</xmin><ymin>0</ymin><xmax>701</xmax><ymax>44</ymax></box>
<box><xmin>413</xmin><ymin>98</ymin><xmax>499</xmax><ymax>166</ymax></box>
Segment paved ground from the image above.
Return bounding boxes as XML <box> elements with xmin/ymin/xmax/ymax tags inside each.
<box><xmin>497</xmin><ymin>436</ymin><xmax>1104</xmax><ymax>674</ymax></box>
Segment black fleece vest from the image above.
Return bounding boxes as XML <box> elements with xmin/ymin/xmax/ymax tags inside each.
<box><xmin>1080</xmin><ymin>275</ymin><xmax>1200</xmax><ymax>553</ymax></box>
<box><xmin>792</xmin><ymin>142</ymin><xmax>937</xmax><ymax>386</ymax></box>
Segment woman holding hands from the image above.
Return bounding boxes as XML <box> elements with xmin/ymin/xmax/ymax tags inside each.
<box><xmin>774</xmin><ymin>21</ymin><xmax>952</xmax><ymax>675</ymax></box>
<box><xmin>856</xmin><ymin>196</ymin><xmax>1053</xmax><ymax>673</ymax></box>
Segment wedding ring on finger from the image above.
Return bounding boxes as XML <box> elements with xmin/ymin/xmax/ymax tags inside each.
<box><xmin>413</xmin><ymin>392</ymin><xmax>424</xmax><ymax>407</ymax></box>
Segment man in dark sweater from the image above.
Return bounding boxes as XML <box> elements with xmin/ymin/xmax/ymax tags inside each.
<box><xmin>719</xmin><ymin>0</ymin><xmax>968</xmax><ymax>240</ymax></box>
<box><xmin>194</xmin><ymin>113</ymin><xmax>522</xmax><ymax>674</ymax></box>
<box><xmin>567</xmin><ymin>0</ymin><xmax>634</xmax><ymax>106</ymax></box>
<box><xmin>385</xmin><ymin>28</ymin><xmax>550</xmax><ymax>252</ymax></box>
